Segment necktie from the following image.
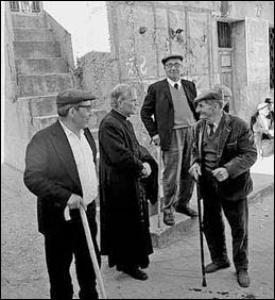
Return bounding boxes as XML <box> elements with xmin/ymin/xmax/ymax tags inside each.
<box><xmin>174</xmin><ymin>83</ymin><xmax>179</xmax><ymax>89</ymax></box>
<box><xmin>208</xmin><ymin>123</ymin><xmax>215</xmax><ymax>136</ymax></box>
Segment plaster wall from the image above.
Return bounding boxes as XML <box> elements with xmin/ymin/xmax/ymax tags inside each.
<box><xmin>4</xmin><ymin>2</ymin><xmax>28</xmax><ymax>171</ymax></box>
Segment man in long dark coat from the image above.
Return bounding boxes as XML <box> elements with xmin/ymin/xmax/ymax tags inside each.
<box><xmin>99</xmin><ymin>84</ymin><xmax>158</xmax><ymax>281</ymax></box>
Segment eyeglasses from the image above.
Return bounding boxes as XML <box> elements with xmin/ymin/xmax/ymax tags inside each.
<box><xmin>165</xmin><ymin>63</ymin><xmax>182</xmax><ymax>69</ymax></box>
<box><xmin>75</xmin><ymin>105</ymin><xmax>93</xmax><ymax>112</ymax></box>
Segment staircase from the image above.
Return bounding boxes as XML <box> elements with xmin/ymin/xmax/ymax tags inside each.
<box><xmin>12</xmin><ymin>13</ymin><xmax>74</xmax><ymax>133</ymax></box>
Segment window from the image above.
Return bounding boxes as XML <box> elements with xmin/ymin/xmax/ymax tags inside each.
<box><xmin>32</xmin><ymin>1</ymin><xmax>40</xmax><ymax>12</ymax></box>
<box><xmin>217</xmin><ymin>21</ymin><xmax>231</xmax><ymax>48</ymax></box>
<box><xmin>9</xmin><ymin>1</ymin><xmax>20</xmax><ymax>11</ymax></box>
<box><xmin>270</xmin><ymin>27</ymin><xmax>274</xmax><ymax>89</ymax></box>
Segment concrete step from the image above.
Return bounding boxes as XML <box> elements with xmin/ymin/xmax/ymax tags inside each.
<box><xmin>12</xmin><ymin>14</ymin><xmax>47</xmax><ymax>29</ymax></box>
<box><xmin>150</xmin><ymin>175</ymin><xmax>274</xmax><ymax>248</ymax></box>
<box><xmin>14</xmin><ymin>28</ymin><xmax>54</xmax><ymax>41</ymax></box>
<box><xmin>13</xmin><ymin>41</ymin><xmax>61</xmax><ymax>59</ymax></box>
<box><xmin>18</xmin><ymin>73</ymin><xmax>73</xmax><ymax>97</ymax></box>
<box><xmin>16</xmin><ymin>58</ymin><xmax>69</xmax><ymax>75</ymax></box>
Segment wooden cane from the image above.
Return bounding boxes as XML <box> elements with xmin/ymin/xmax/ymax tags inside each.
<box><xmin>195</xmin><ymin>182</ymin><xmax>207</xmax><ymax>287</ymax></box>
<box><xmin>79</xmin><ymin>206</ymin><xmax>107</xmax><ymax>299</ymax></box>
<box><xmin>157</xmin><ymin>146</ymin><xmax>163</xmax><ymax>229</ymax></box>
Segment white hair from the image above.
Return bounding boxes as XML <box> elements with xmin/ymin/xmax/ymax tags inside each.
<box><xmin>110</xmin><ymin>84</ymin><xmax>134</xmax><ymax>109</ymax></box>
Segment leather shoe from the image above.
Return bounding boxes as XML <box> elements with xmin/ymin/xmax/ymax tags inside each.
<box><xmin>205</xmin><ymin>261</ymin><xmax>230</xmax><ymax>273</ymax></box>
<box><xmin>237</xmin><ymin>269</ymin><xmax>250</xmax><ymax>288</ymax></box>
<box><xmin>163</xmin><ymin>209</ymin><xmax>175</xmax><ymax>226</ymax></box>
<box><xmin>121</xmin><ymin>267</ymin><xmax>148</xmax><ymax>281</ymax></box>
<box><xmin>175</xmin><ymin>206</ymin><xmax>198</xmax><ymax>217</ymax></box>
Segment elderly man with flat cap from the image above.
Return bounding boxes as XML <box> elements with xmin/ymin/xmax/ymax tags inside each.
<box><xmin>24</xmin><ymin>88</ymin><xmax>101</xmax><ymax>299</ymax></box>
<box><xmin>189</xmin><ymin>89</ymin><xmax>257</xmax><ymax>288</ymax></box>
<box><xmin>141</xmin><ymin>54</ymin><xmax>199</xmax><ymax>226</ymax></box>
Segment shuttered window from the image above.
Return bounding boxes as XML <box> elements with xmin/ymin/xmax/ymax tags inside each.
<box><xmin>9</xmin><ymin>1</ymin><xmax>20</xmax><ymax>11</ymax></box>
<box><xmin>32</xmin><ymin>1</ymin><xmax>41</xmax><ymax>12</ymax></box>
<box><xmin>217</xmin><ymin>21</ymin><xmax>231</xmax><ymax>48</ymax></box>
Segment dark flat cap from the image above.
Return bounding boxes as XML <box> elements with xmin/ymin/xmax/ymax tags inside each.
<box><xmin>194</xmin><ymin>89</ymin><xmax>223</xmax><ymax>103</ymax></box>
<box><xmin>265</xmin><ymin>98</ymin><xmax>273</xmax><ymax>104</ymax></box>
<box><xmin>56</xmin><ymin>88</ymin><xmax>96</xmax><ymax>105</ymax></box>
<box><xmin>161</xmin><ymin>54</ymin><xmax>183</xmax><ymax>65</ymax></box>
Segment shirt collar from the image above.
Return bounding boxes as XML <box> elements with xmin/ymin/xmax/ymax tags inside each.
<box><xmin>167</xmin><ymin>78</ymin><xmax>181</xmax><ymax>89</ymax></box>
<box><xmin>59</xmin><ymin>120</ymin><xmax>84</xmax><ymax>138</ymax></box>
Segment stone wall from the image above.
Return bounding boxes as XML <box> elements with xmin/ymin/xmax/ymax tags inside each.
<box><xmin>44</xmin><ymin>11</ymin><xmax>75</xmax><ymax>71</ymax></box>
<box><xmin>104</xmin><ymin>0</ymin><xmax>273</xmax><ymax>128</ymax></box>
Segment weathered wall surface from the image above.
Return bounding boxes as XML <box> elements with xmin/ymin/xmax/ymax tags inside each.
<box><xmin>78</xmin><ymin>51</ymin><xmax>120</xmax><ymax>139</ymax></box>
<box><xmin>4</xmin><ymin>3</ymin><xmax>75</xmax><ymax>171</ymax></box>
<box><xmin>103</xmin><ymin>0</ymin><xmax>273</xmax><ymax>129</ymax></box>
<box><xmin>44</xmin><ymin>11</ymin><xmax>75</xmax><ymax>71</ymax></box>
<box><xmin>4</xmin><ymin>2</ymin><xmax>27</xmax><ymax>170</ymax></box>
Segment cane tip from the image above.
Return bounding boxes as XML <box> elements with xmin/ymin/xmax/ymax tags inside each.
<box><xmin>202</xmin><ymin>280</ymin><xmax>207</xmax><ymax>287</ymax></box>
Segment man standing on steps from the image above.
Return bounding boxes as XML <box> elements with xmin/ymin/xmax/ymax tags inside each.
<box><xmin>24</xmin><ymin>88</ymin><xmax>101</xmax><ymax>299</ymax></box>
<box><xmin>141</xmin><ymin>54</ymin><xmax>199</xmax><ymax>227</ymax></box>
<box><xmin>189</xmin><ymin>89</ymin><xmax>257</xmax><ymax>288</ymax></box>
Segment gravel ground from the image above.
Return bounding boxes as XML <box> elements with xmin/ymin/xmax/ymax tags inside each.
<box><xmin>1</xmin><ymin>162</ymin><xmax>274</xmax><ymax>299</ymax></box>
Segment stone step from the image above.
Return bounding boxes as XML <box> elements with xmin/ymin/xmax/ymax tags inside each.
<box><xmin>17</xmin><ymin>73</ymin><xmax>73</xmax><ymax>97</ymax></box>
<box><xmin>150</xmin><ymin>212</ymin><xmax>198</xmax><ymax>249</ymax></box>
<box><xmin>14</xmin><ymin>28</ymin><xmax>54</xmax><ymax>41</ymax></box>
<box><xmin>150</xmin><ymin>174</ymin><xmax>274</xmax><ymax>249</ymax></box>
<box><xmin>13</xmin><ymin>41</ymin><xmax>61</xmax><ymax>59</ymax></box>
<box><xmin>16</xmin><ymin>58</ymin><xmax>69</xmax><ymax>75</ymax></box>
<box><xmin>12</xmin><ymin>14</ymin><xmax>47</xmax><ymax>29</ymax></box>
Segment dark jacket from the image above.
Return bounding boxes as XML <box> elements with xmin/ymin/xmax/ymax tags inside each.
<box><xmin>140</xmin><ymin>78</ymin><xmax>198</xmax><ymax>151</ymax></box>
<box><xmin>99</xmin><ymin>110</ymin><xmax>158</xmax><ymax>268</ymax></box>
<box><xmin>24</xmin><ymin>121</ymin><xmax>97</xmax><ymax>235</ymax></box>
<box><xmin>191</xmin><ymin>113</ymin><xmax>257</xmax><ymax>201</ymax></box>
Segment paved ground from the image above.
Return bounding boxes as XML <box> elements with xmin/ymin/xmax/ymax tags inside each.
<box><xmin>1</xmin><ymin>154</ymin><xmax>274</xmax><ymax>299</ymax></box>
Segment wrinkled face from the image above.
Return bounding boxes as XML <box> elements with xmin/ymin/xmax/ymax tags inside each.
<box><xmin>118</xmin><ymin>89</ymin><xmax>138</xmax><ymax>117</ymax></box>
<box><xmin>71</xmin><ymin>100</ymin><xmax>93</xmax><ymax>129</ymax></box>
<box><xmin>164</xmin><ymin>58</ymin><xmax>183</xmax><ymax>82</ymax></box>
<box><xmin>195</xmin><ymin>100</ymin><xmax>216</xmax><ymax>121</ymax></box>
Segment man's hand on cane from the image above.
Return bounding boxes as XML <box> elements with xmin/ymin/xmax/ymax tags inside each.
<box><xmin>67</xmin><ymin>193</ymin><xmax>87</xmax><ymax>211</ymax></box>
<box><xmin>189</xmin><ymin>162</ymin><xmax>202</xmax><ymax>181</ymax></box>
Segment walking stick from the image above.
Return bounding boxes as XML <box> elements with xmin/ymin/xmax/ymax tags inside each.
<box><xmin>195</xmin><ymin>182</ymin><xmax>207</xmax><ymax>287</ymax></box>
<box><xmin>79</xmin><ymin>206</ymin><xmax>107</xmax><ymax>299</ymax></box>
<box><xmin>157</xmin><ymin>146</ymin><xmax>163</xmax><ymax>230</ymax></box>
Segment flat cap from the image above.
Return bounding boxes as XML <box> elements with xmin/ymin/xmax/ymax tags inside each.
<box><xmin>56</xmin><ymin>88</ymin><xmax>96</xmax><ymax>105</ymax></box>
<box><xmin>161</xmin><ymin>54</ymin><xmax>183</xmax><ymax>65</ymax></box>
<box><xmin>194</xmin><ymin>89</ymin><xmax>223</xmax><ymax>103</ymax></box>
<box><xmin>265</xmin><ymin>98</ymin><xmax>273</xmax><ymax>104</ymax></box>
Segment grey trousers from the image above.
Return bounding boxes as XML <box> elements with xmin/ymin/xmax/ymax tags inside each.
<box><xmin>162</xmin><ymin>127</ymin><xmax>194</xmax><ymax>210</ymax></box>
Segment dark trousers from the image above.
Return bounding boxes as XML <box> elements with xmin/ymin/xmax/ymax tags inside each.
<box><xmin>44</xmin><ymin>202</ymin><xmax>101</xmax><ymax>299</ymax></box>
<box><xmin>201</xmin><ymin>178</ymin><xmax>249</xmax><ymax>271</ymax></box>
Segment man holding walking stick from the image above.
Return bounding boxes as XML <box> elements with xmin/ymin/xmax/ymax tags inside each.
<box><xmin>24</xmin><ymin>88</ymin><xmax>102</xmax><ymax>299</ymax></box>
<box><xmin>189</xmin><ymin>88</ymin><xmax>257</xmax><ymax>288</ymax></box>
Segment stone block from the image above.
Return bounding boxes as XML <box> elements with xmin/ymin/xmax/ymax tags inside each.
<box><xmin>16</xmin><ymin>58</ymin><xmax>68</xmax><ymax>75</ymax></box>
<box><xmin>18</xmin><ymin>73</ymin><xmax>73</xmax><ymax>97</ymax></box>
<box><xmin>12</xmin><ymin>14</ymin><xmax>46</xmax><ymax>29</ymax></box>
<box><xmin>13</xmin><ymin>41</ymin><xmax>61</xmax><ymax>59</ymax></box>
<box><xmin>150</xmin><ymin>212</ymin><xmax>198</xmax><ymax>248</ymax></box>
<box><xmin>26</xmin><ymin>95</ymin><xmax>57</xmax><ymax>117</ymax></box>
<box><xmin>14</xmin><ymin>28</ymin><xmax>54</xmax><ymax>41</ymax></box>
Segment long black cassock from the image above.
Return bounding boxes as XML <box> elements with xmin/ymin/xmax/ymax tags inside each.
<box><xmin>99</xmin><ymin>109</ymin><xmax>158</xmax><ymax>270</ymax></box>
